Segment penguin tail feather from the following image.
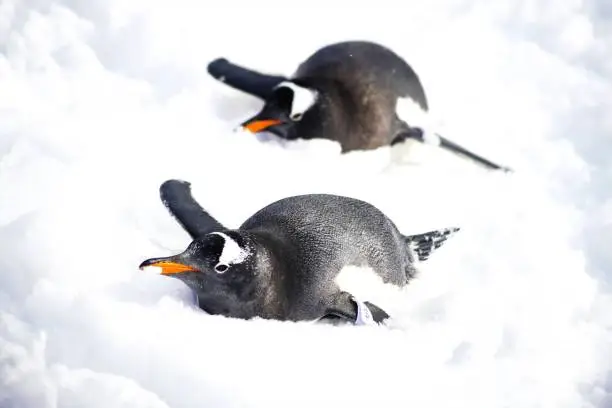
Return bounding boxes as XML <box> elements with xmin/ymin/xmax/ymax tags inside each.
<box><xmin>403</xmin><ymin>227</ymin><xmax>460</xmax><ymax>262</ymax></box>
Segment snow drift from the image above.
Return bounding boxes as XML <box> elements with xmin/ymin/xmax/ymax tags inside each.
<box><xmin>1</xmin><ymin>1</ymin><xmax>612</xmax><ymax>407</ymax></box>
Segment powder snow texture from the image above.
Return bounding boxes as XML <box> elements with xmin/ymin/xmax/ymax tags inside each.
<box><xmin>1</xmin><ymin>1</ymin><xmax>612</xmax><ymax>408</ymax></box>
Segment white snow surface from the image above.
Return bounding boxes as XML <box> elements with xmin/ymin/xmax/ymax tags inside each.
<box><xmin>1</xmin><ymin>1</ymin><xmax>612</xmax><ymax>407</ymax></box>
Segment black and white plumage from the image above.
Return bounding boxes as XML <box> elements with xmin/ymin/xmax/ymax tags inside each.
<box><xmin>207</xmin><ymin>40</ymin><xmax>511</xmax><ymax>172</ymax></box>
<box><xmin>140</xmin><ymin>180</ymin><xmax>460</xmax><ymax>325</ymax></box>
<box><xmin>405</xmin><ymin>228</ymin><xmax>459</xmax><ymax>262</ymax></box>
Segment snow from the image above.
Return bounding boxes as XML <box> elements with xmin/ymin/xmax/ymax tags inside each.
<box><xmin>1</xmin><ymin>1</ymin><xmax>612</xmax><ymax>407</ymax></box>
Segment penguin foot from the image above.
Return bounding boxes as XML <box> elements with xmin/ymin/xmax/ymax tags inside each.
<box><xmin>353</xmin><ymin>296</ymin><xmax>390</xmax><ymax>326</ymax></box>
<box><xmin>390</xmin><ymin>127</ymin><xmax>425</xmax><ymax>146</ymax></box>
<box><xmin>325</xmin><ymin>292</ymin><xmax>389</xmax><ymax>326</ymax></box>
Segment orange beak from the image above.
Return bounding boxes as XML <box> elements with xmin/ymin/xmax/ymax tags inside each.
<box><xmin>242</xmin><ymin>119</ymin><xmax>282</xmax><ymax>133</ymax></box>
<box><xmin>139</xmin><ymin>259</ymin><xmax>197</xmax><ymax>275</ymax></box>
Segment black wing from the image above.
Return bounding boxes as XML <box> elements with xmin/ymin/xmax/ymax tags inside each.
<box><xmin>159</xmin><ymin>179</ymin><xmax>225</xmax><ymax>239</ymax></box>
<box><xmin>207</xmin><ymin>58</ymin><xmax>287</xmax><ymax>100</ymax></box>
<box><xmin>392</xmin><ymin>127</ymin><xmax>513</xmax><ymax>172</ymax></box>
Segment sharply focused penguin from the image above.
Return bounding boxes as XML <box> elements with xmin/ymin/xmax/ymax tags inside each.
<box><xmin>139</xmin><ymin>179</ymin><xmax>460</xmax><ymax>325</ymax></box>
<box><xmin>208</xmin><ymin>40</ymin><xmax>511</xmax><ymax>172</ymax></box>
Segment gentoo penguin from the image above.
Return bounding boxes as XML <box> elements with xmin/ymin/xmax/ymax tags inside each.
<box><xmin>139</xmin><ymin>179</ymin><xmax>460</xmax><ymax>325</ymax></box>
<box><xmin>208</xmin><ymin>40</ymin><xmax>511</xmax><ymax>172</ymax></box>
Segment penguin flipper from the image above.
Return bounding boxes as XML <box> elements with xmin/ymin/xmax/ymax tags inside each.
<box><xmin>207</xmin><ymin>58</ymin><xmax>288</xmax><ymax>100</ymax></box>
<box><xmin>403</xmin><ymin>227</ymin><xmax>460</xmax><ymax>262</ymax></box>
<box><xmin>159</xmin><ymin>179</ymin><xmax>226</xmax><ymax>239</ymax></box>
<box><xmin>392</xmin><ymin>125</ymin><xmax>513</xmax><ymax>172</ymax></box>
<box><xmin>322</xmin><ymin>292</ymin><xmax>390</xmax><ymax>325</ymax></box>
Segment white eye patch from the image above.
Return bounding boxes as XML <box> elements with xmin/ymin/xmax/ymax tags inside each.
<box><xmin>209</xmin><ymin>232</ymin><xmax>251</xmax><ymax>273</ymax></box>
<box><xmin>274</xmin><ymin>81</ymin><xmax>318</xmax><ymax>120</ymax></box>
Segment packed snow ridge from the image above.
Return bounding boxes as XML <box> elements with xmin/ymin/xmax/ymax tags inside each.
<box><xmin>1</xmin><ymin>1</ymin><xmax>612</xmax><ymax>408</ymax></box>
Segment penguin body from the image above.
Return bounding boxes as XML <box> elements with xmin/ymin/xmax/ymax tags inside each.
<box><xmin>208</xmin><ymin>40</ymin><xmax>512</xmax><ymax>171</ymax></box>
<box><xmin>140</xmin><ymin>180</ymin><xmax>459</xmax><ymax>325</ymax></box>
<box><xmin>209</xmin><ymin>40</ymin><xmax>425</xmax><ymax>152</ymax></box>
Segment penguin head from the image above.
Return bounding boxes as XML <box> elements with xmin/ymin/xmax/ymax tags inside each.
<box><xmin>240</xmin><ymin>80</ymin><xmax>320</xmax><ymax>140</ymax></box>
<box><xmin>139</xmin><ymin>231</ymin><xmax>259</xmax><ymax>306</ymax></box>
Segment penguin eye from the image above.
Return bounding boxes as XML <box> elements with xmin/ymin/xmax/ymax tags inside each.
<box><xmin>274</xmin><ymin>81</ymin><xmax>317</xmax><ymax>123</ymax></box>
<box><xmin>215</xmin><ymin>263</ymin><xmax>229</xmax><ymax>274</ymax></box>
